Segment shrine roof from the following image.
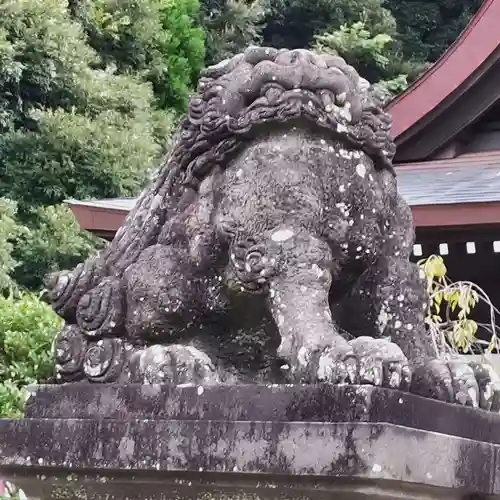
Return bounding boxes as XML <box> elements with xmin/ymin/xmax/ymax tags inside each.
<box><xmin>397</xmin><ymin>151</ymin><xmax>500</xmax><ymax>206</ymax></box>
<box><xmin>67</xmin><ymin>151</ymin><xmax>500</xmax><ymax>215</ymax></box>
<box><xmin>387</xmin><ymin>0</ymin><xmax>500</xmax><ymax>146</ymax></box>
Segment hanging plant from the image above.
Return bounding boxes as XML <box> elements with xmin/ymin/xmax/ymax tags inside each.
<box><xmin>419</xmin><ymin>254</ymin><xmax>500</xmax><ymax>357</ymax></box>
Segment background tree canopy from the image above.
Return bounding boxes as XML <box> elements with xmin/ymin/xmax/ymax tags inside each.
<box><xmin>69</xmin><ymin>0</ymin><xmax>206</xmax><ymax>112</ymax></box>
<box><xmin>0</xmin><ymin>0</ymin><xmax>483</xmax><ymax>415</ymax></box>
<box><xmin>200</xmin><ymin>0</ymin><xmax>481</xmax><ymax>99</ymax></box>
<box><xmin>387</xmin><ymin>0</ymin><xmax>483</xmax><ymax>62</ymax></box>
<box><xmin>0</xmin><ymin>0</ymin><xmax>173</xmax><ymax>213</ymax></box>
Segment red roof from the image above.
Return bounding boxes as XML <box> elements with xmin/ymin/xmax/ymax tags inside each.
<box><xmin>387</xmin><ymin>0</ymin><xmax>500</xmax><ymax>140</ymax></box>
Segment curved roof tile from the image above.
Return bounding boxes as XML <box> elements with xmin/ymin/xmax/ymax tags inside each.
<box><xmin>387</xmin><ymin>0</ymin><xmax>500</xmax><ymax>140</ymax></box>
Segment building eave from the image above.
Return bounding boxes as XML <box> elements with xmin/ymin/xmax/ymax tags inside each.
<box><xmin>67</xmin><ymin>152</ymin><xmax>500</xmax><ymax>239</ymax></box>
<box><xmin>386</xmin><ymin>0</ymin><xmax>500</xmax><ymax>143</ymax></box>
<box><xmin>69</xmin><ymin>200</ymin><xmax>500</xmax><ymax>240</ymax></box>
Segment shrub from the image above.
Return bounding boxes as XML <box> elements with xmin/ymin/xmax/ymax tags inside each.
<box><xmin>0</xmin><ymin>199</ymin><xmax>25</xmax><ymax>293</ymax></box>
<box><xmin>0</xmin><ymin>291</ymin><xmax>62</xmax><ymax>418</ymax></box>
<box><xmin>12</xmin><ymin>204</ymin><xmax>106</xmax><ymax>291</ymax></box>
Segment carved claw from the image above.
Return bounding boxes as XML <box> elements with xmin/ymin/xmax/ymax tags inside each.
<box><xmin>139</xmin><ymin>344</ymin><xmax>219</xmax><ymax>386</ymax></box>
<box><xmin>316</xmin><ymin>336</ymin><xmax>411</xmax><ymax>390</ymax></box>
<box><xmin>469</xmin><ymin>361</ymin><xmax>500</xmax><ymax>411</ymax></box>
<box><xmin>411</xmin><ymin>358</ymin><xmax>500</xmax><ymax>411</ymax></box>
<box><xmin>53</xmin><ymin>325</ymin><xmax>88</xmax><ymax>383</ymax></box>
<box><xmin>350</xmin><ymin>337</ymin><xmax>411</xmax><ymax>390</ymax></box>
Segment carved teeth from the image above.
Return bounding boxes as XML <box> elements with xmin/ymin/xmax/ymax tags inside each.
<box><xmin>336</xmin><ymin>92</ymin><xmax>347</xmax><ymax>105</ymax></box>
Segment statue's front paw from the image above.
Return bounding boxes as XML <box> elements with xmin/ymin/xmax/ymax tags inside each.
<box><xmin>411</xmin><ymin>358</ymin><xmax>500</xmax><ymax>411</ymax></box>
<box><xmin>139</xmin><ymin>344</ymin><xmax>219</xmax><ymax>385</ymax></box>
<box><xmin>316</xmin><ymin>336</ymin><xmax>411</xmax><ymax>389</ymax></box>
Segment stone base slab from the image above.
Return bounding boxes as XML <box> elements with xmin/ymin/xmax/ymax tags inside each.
<box><xmin>0</xmin><ymin>384</ymin><xmax>499</xmax><ymax>499</ymax></box>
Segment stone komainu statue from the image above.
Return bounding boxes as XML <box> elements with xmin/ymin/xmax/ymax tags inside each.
<box><xmin>48</xmin><ymin>47</ymin><xmax>498</xmax><ymax>408</ymax></box>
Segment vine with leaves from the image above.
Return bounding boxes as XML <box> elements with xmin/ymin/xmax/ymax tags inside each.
<box><xmin>419</xmin><ymin>255</ymin><xmax>500</xmax><ymax>357</ymax></box>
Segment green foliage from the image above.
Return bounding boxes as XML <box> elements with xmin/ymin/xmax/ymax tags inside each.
<box><xmin>12</xmin><ymin>204</ymin><xmax>105</xmax><ymax>291</ymax></box>
<box><xmin>375</xmin><ymin>74</ymin><xmax>409</xmax><ymax>102</ymax></box>
<box><xmin>261</xmin><ymin>0</ymin><xmax>481</xmax><ymax>70</ymax></box>
<box><xmin>265</xmin><ymin>0</ymin><xmax>429</xmax><ymax>97</ymax></box>
<box><xmin>0</xmin><ymin>0</ymin><xmax>97</xmax><ymax>131</ymax></box>
<box><xmin>200</xmin><ymin>0</ymin><xmax>266</xmax><ymax>64</ymax></box>
<box><xmin>313</xmin><ymin>22</ymin><xmax>398</xmax><ymax>89</ymax></box>
<box><xmin>0</xmin><ymin>486</ymin><xmax>23</xmax><ymax>500</ymax></box>
<box><xmin>0</xmin><ymin>0</ymin><xmax>175</xmax><ymax>293</ymax></box>
<box><xmin>0</xmin><ymin>199</ymin><xmax>24</xmax><ymax>293</ymax></box>
<box><xmin>157</xmin><ymin>0</ymin><xmax>205</xmax><ymax>109</ymax></box>
<box><xmin>315</xmin><ymin>22</ymin><xmax>394</xmax><ymax>69</ymax></box>
<box><xmin>0</xmin><ymin>291</ymin><xmax>62</xmax><ymax>418</ymax></box>
<box><xmin>0</xmin><ymin>380</ymin><xmax>28</xmax><ymax>419</ymax></box>
<box><xmin>73</xmin><ymin>0</ymin><xmax>206</xmax><ymax>111</ymax></box>
<box><xmin>0</xmin><ymin>108</ymin><xmax>162</xmax><ymax>212</ymax></box>
<box><xmin>263</xmin><ymin>0</ymin><xmax>396</xmax><ymax>51</ymax></box>
<box><xmin>313</xmin><ymin>21</ymin><xmax>427</xmax><ymax>101</ymax></box>
<box><xmin>420</xmin><ymin>255</ymin><xmax>499</xmax><ymax>355</ymax></box>
<box><xmin>259</xmin><ymin>0</ymin><xmax>479</xmax><ymax>95</ymax></box>
<box><xmin>0</xmin><ymin>198</ymin><xmax>103</xmax><ymax>292</ymax></box>
<box><xmin>386</xmin><ymin>0</ymin><xmax>482</xmax><ymax>63</ymax></box>
<box><xmin>0</xmin><ymin>0</ymin><xmax>168</xmax><ymax>212</ymax></box>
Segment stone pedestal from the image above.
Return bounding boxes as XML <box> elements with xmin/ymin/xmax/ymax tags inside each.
<box><xmin>0</xmin><ymin>384</ymin><xmax>499</xmax><ymax>500</ymax></box>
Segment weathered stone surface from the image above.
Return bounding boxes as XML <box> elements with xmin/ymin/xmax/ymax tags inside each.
<box><xmin>0</xmin><ymin>385</ymin><xmax>500</xmax><ymax>500</ymax></box>
<box><xmin>39</xmin><ymin>46</ymin><xmax>500</xmax><ymax>408</ymax></box>
<box><xmin>22</xmin><ymin>384</ymin><xmax>500</xmax><ymax>441</ymax></box>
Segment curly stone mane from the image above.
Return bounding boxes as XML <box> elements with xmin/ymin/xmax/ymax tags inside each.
<box><xmin>47</xmin><ymin>46</ymin><xmax>396</xmax><ymax>319</ymax></box>
<box><xmin>174</xmin><ymin>46</ymin><xmax>395</xmax><ymax>189</ymax></box>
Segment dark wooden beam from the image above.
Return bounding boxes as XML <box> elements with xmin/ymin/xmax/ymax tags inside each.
<box><xmin>412</xmin><ymin>201</ymin><xmax>500</xmax><ymax>228</ymax></box>
<box><xmin>394</xmin><ymin>52</ymin><xmax>500</xmax><ymax>162</ymax></box>
<box><xmin>69</xmin><ymin>200</ymin><xmax>500</xmax><ymax>239</ymax></box>
<box><xmin>70</xmin><ymin>204</ymin><xmax>128</xmax><ymax>240</ymax></box>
